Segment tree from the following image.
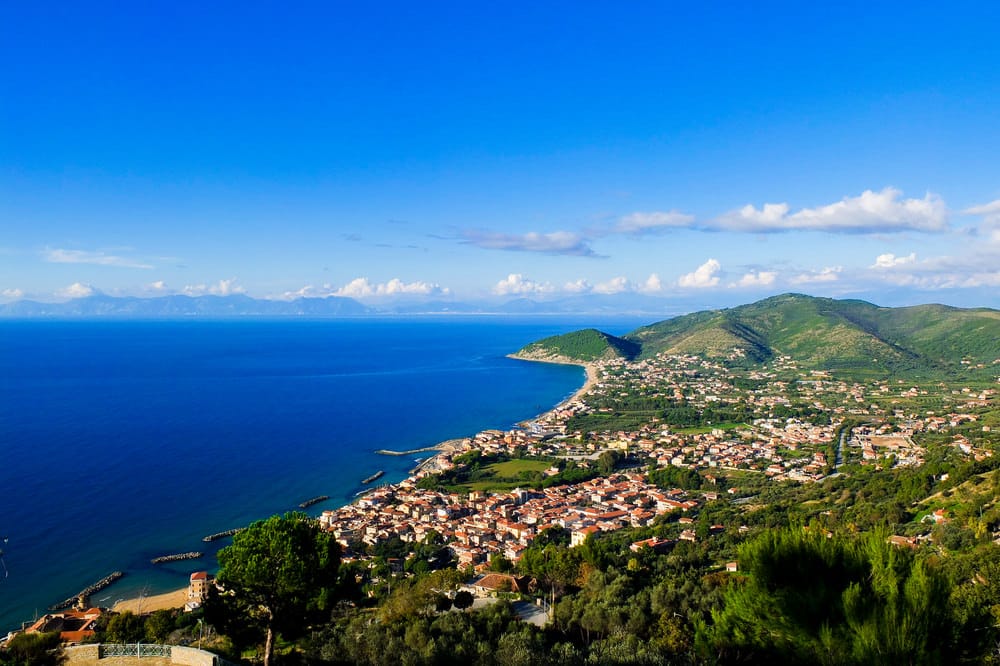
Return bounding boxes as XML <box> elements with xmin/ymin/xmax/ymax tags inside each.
<box><xmin>206</xmin><ymin>512</ymin><xmax>340</xmax><ymax>666</ymax></box>
<box><xmin>453</xmin><ymin>590</ymin><xmax>474</xmax><ymax>610</ymax></box>
<box><xmin>706</xmin><ymin>527</ymin><xmax>956</xmax><ymax>665</ymax></box>
<box><xmin>143</xmin><ymin>610</ymin><xmax>175</xmax><ymax>643</ymax></box>
<box><xmin>597</xmin><ymin>449</ymin><xmax>622</xmax><ymax>475</ymax></box>
<box><xmin>0</xmin><ymin>632</ymin><xmax>65</xmax><ymax>666</ymax></box>
<box><xmin>105</xmin><ymin>611</ymin><xmax>145</xmax><ymax>643</ymax></box>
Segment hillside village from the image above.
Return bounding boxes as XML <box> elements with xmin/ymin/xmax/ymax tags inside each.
<box><xmin>318</xmin><ymin>348</ymin><xmax>998</xmax><ymax>578</ymax></box>
<box><xmin>7</xmin><ymin>296</ymin><xmax>1000</xmax><ymax>665</ymax></box>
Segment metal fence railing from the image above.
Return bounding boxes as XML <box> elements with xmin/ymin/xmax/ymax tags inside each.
<box><xmin>99</xmin><ymin>643</ymin><xmax>172</xmax><ymax>658</ymax></box>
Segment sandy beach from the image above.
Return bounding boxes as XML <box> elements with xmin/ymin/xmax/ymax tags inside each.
<box><xmin>564</xmin><ymin>362</ymin><xmax>598</xmax><ymax>404</ymax></box>
<box><xmin>112</xmin><ymin>587</ymin><xmax>189</xmax><ymax>614</ymax></box>
<box><xmin>506</xmin><ymin>356</ymin><xmax>597</xmax><ymax>425</ymax></box>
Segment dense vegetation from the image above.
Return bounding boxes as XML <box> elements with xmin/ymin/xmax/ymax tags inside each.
<box><xmin>521</xmin><ymin>294</ymin><xmax>1000</xmax><ymax>378</ymax></box>
<box><xmin>0</xmin><ymin>632</ymin><xmax>65</xmax><ymax>666</ymax></box>
<box><xmin>205</xmin><ymin>512</ymin><xmax>341</xmax><ymax>666</ymax></box>
<box><xmin>173</xmin><ymin>438</ymin><xmax>1000</xmax><ymax>664</ymax></box>
<box><xmin>54</xmin><ymin>442</ymin><xmax>1000</xmax><ymax>665</ymax></box>
<box><xmin>514</xmin><ymin>328</ymin><xmax>640</xmax><ymax>363</ymax></box>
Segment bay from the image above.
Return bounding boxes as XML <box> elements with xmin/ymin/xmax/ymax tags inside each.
<box><xmin>0</xmin><ymin>316</ymin><xmax>646</xmax><ymax>632</ymax></box>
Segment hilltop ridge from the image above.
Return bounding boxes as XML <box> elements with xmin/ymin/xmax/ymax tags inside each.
<box><xmin>518</xmin><ymin>293</ymin><xmax>1000</xmax><ymax>378</ymax></box>
<box><xmin>511</xmin><ymin>328</ymin><xmax>640</xmax><ymax>364</ymax></box>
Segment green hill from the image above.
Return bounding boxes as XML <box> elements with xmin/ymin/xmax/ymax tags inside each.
<box><xmin>524</xmin><ymin>294</ymin><xmax>1000</xmax><ymax>377</ymax></box>
<box><xmin>512</xmin><ymin>328</ymin><xmax>640</xmax><ymax>363</ymax></box>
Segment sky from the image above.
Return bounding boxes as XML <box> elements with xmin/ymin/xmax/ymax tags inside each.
<box><xmin>2</xmin><ymin>1</ymin><xmax>1000</xmax><ymax>309</ymax></box>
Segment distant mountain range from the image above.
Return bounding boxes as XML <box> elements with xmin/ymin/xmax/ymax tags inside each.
<box><xmin>0</xmin><ymin>292</ymin><xmax>702</xmax><ymax>317</ymax></box>
<box><xmin>0</xmin><ymin>294</ymin><xmax>373</xmax><ymax>317</ymax></box>
<box><xmin>515</xmin><ymin>293</ymin><xmax>1000</xmax><ymax>378</ymax></box>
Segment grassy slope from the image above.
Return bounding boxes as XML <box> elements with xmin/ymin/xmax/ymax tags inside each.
<box><xmin>525</xmin><ymin>294</ymin><xmax>1000</xmax><ymax>377</ymax></box>
<box><xmin>621</xmin><ymin>294</ymin><xmax>1000</xmax><ymax>376</ymax></box>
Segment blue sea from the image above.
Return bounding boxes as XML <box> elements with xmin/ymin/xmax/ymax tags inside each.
<box><xmin>0</xmin><ymin>316</ymin><xmax>647</xmax><ymax>632</ymax></box>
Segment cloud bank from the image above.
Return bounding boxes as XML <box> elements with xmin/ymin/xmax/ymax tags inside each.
<box><xmin>715</xmin><ymin>188</ymin><xmax>947</xmax><ymax>233</ymax></box>
<box><xmin>493</xmin><ymin>274</ymin><xmax>557</xmax><ymax>296</ymax></box>
<box><xmin>45</xmin><ymin>248</ymin><xmax>153</xmax><ymax>269</ymax></box>
<box><xmin>462</xmin><ymin>230</ymin><xmax>596</xmax><ymax>257</ymax></box>
<box><xmin>615</xmin><ymin>211</ymin><xmax>695</xmax><ymax>234</ymax></box>
<box><xmin>183</xmin><ymin>279</ymin><xmax>246</xmax><ymax>296</ymax></box>
<box><xmin>334</xmin><ymin>277</ymin><xmax>449</xmax><ymax>298</ymax></box>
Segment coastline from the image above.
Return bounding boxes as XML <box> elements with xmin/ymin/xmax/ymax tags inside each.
<box><xmin>112</xmin><ymin>587</ymin><xmax>189</xmax><ymax>614</ymax></box>
<box><xmin>32</xmin><ymin>355</ymin><xmax>589</xmax><ymax>625</ymax></box>
<box><xmin>409</xmin><ymin>437</ymin><xmax>471</xmax><ymax>475</ymax></box>
<box><xmin>3</xmin><ymin>319</ymin><xmax>604</xmax><ymax>634</ymax></box>
<box><xmin>505</xmin><ymin>354</ymin><xmax>597</xmax><ymax>425</ymax></box>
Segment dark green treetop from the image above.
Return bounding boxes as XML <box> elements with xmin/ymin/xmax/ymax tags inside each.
<box><xmin>206</xmin><ymin>511</ymin><xmax>340</xmax><ymax>666</ymax></box>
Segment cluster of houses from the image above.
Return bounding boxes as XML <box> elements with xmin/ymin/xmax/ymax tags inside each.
<box><xmin>317</xmin><ymin>349</ymin><xmax>997</xmax><ymax>578</ymax></box>
<box><xmin>321</xmin><ymin>473</ymin><xmax>703</xmax><ymax>568</ymax></box>
<box><xmin>537</xmin><ymin>354</ymin><xmax>994</xmax><ymax>475</ymax></box>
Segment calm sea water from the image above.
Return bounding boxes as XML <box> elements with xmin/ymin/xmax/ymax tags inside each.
<box><xmin>0</xmin><ymin>316</ymin><xmax>646</xmax><ymax>632</ymax></box>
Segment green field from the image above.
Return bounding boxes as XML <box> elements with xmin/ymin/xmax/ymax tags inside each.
<box><xmin>461</xmin><ymin>459</ymin><xmax>551</xmax><ymax>492</ymax></box>
<box><xmin>487</xmin><ymin>459</ymin><xmax>552</xmax><ymax>477</ymax></box>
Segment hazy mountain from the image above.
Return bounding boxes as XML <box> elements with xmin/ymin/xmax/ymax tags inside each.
<box><xmin>0</xmin><ymin>294</ymin><xmax>371</xmax><ymax>317</ymax></box>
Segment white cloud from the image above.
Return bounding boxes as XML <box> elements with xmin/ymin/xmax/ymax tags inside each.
<box><xmin>334</xmin><ymin>278</ymin><xmax>378</xmax><ymax>298</ymax></box>
<box><xmin>639</xmin><ymin>273</ymin><xmax>663</xmax><ymax>294</ymax></box>
<box><xmin>859</xmin><ymin>250</ymin><xmax>1000</xmax><ymax>289</ymax></box>
<box><xmin>872</xmin><ymin>253</ymin><xmax>917</xmax><ymax>269</ymax></box>
<box><xmin>382</xmin><ymin>278</ymin><xmax>446</xmax><ymax>296</ymax></box>
<box><xmin>2</xmin><ymin>288</ymin><xmax>24</xmax><ymax>300</ymax></box>
<box><xmin>963</xmin><ymin>199</ymin><xmax>1000</xmax><ymax>217</ymax></box>
<box><xmin>876</xmin><ymin>265</ymin><xmax>1000</xmax><ymax>290</ymax></box>
<box><xmin>616</xmin><ymin>211</ymin><xmax>695</xmax><ymax>234</ymax></box>
<box><xmin>57</xmin><ymin>282</ymin><xmax>96</xmax><ymax>299</ymax></box>
<box><xmin>493</xmin><ymin>273</ymin><xmax>556</xmax><ymax>296</ymax></box>
<box><xmin>964</xmin><ymin>199</ymin><xmax>1000</xmax><ymax>243</ymax></box>
<box><xmin>282</xmin><ymin>284</ymin><xmax>335</xmax><ymax>299</ymax></box>
<box><xmin>715</xmin><ymin>188</ymin><xmax>947</xmax><ymax>233</ymax></box>
<box><xmin>678</xmin><ymin>259</ymin><xmax>722</xmax><ymax>289</ymax></box>
<box><xmin>731</xmin><ymin>270</ymin><xmax>777</xmax><ymax>288</ymax></box>
<box><xmin>592</xmin><ymin>276</ymin><xmax>630</xmax><ymax>295</ymax></box>
<box><xmin>718</xmin><ymin>203</ymin><xmax>790</xmax><ymax>230</ymax></box>
<box><xmin>789</xmin><ymin>266</ymin><xmax>842</xmax><ymax>284</ymax></box>
<box><xmin>183</xmin><ymin>279</ymin><xmax>247</xmax><ymax>297</ymax></box>
<box><xmin>562</xmin><ymin>279</ymin><xmax>592</xmax><ymax>293</ymax></box>
<box><xmin>559</xmin><ymin>273</ymin><xmax>661</xmax><ymax>295</ymax></box>
<box><xmin>45</xmin><ymin>248</ymin><xmax>153</xmax><ymax>269</ymax></box>
<box><xmin>462</xmin><ymin>230</ymin><xmax>596</xmax><ymax>256</ymax></box>
<box><xmin>954</xmin><ymin>272</ymin><xmax>1000</xmax><ymax>288</ymax></box>
<box><xmin>333</xmin><ymin>277</ymin><xmax>448</xmax><ymax>299</ymax></box>
<box><xmin>147</xmin><ymin>280</ymin><xmax>168</xmax><ymax>291</ymax></box>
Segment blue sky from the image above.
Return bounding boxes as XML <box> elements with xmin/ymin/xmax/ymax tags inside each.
<box><xmin>2</xmin><ymin>2</ymin><xmax>1000</xmax><ymax>308</ymax></box>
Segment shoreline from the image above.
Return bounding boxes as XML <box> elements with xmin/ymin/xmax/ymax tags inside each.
<box><xmin>112</xmin><ymin>587</ymin><xmax>189</xmax><ymax>614</ymax></box>
<box><xmin>506</xmin><ymin>354</ymin><xmax>597</xmax><ymax>426</ymax></box>
<box><xmin>36</xmin><ymin>357</ymin><xmax>590</xmax><ymax>625</ymax></box>
<box><xmin>409</xmin><ymin>437</ymin><xmax>471</xmax><ymax>474</ymax></box>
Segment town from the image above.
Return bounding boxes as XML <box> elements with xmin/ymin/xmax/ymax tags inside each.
<box><xmin>318</xmin><ymin>351</ymin><xmax>997</xmax><ymax>578</ymax></box>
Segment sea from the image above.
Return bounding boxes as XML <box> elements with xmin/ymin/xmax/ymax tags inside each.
<box><xmin>0</xmin><ymin>316</ymin><xmax>649</xmax><ymax>633</ymax></box>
